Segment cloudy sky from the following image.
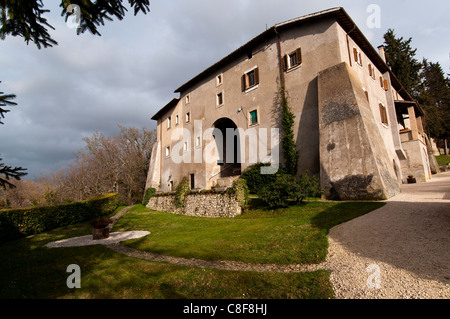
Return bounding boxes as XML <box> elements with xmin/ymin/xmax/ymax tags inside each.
<box><xmin>1</xmin><ymin>0</ymin><xmax>449</xmax><ymax>179</ymax></box>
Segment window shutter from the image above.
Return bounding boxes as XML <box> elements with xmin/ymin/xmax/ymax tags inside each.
<box><xmin>296</xmin><ymin>48</ymin><xmax>302</xmax><ymax>65</ymax></box>
<box><xmin>241</xmin><ymin>74</ymin><xmax>246</xmax><ymax>92</ymax></box>
<box><xmin>380</xmin><ymin>76</ymin><xmax>384</xmax><ymax>88</ymax></box>
<box><xmin>384</xmin><ymin>79</ymin><xmax>389</xmax><ymax>91</ymax></box>
<box><xmin>353</xmin><ymin>48</ymin><xmax>358</xmax><ymax>62</ymax></box>
<box><xmin>254</xmin><ymin>68</ymin><xmax>259</xmax><ymax>85</ymax></box>
<box><xmin>283</xmin><ymin>55</ymin><xmax>288</xmax><ymax>72</ymax></box>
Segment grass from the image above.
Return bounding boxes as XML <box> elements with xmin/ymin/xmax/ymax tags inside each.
<box><xmin>114</xmin><ymin>200</ymin><xmax>385</xmax><ymax>265</ymax></box>
<box><xmin>436</xmin><ymin>155</ymin><xmax>450</xmax><ymax>166</ymax></box>
<box><xmin>0</xmin><ymin>199</ymin><xmax>384</xmax><ymax>299</ymax></box>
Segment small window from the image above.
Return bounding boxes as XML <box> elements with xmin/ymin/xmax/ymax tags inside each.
<box><xmin>185</xmin><ymin>94</ymin><xmax>191</xmax><ymax>104</ymax></box>
<box><xmin>368</xmin><ymin>64</ymin><xmax>376</xmax><ymax>79</ymax></box>
<box><xmin>216</xmin><ymin>92</ymin><xmax>224</xmax><ymax>106</ymax></box>
<box><xmin>195</xmin><ymin>136</ymin><xmax>201</xmax><ymax>147</ymax></box>
<box><xmin>216</xmin><ymin>74</ymin><xmax>223</xmax><ymax>86</ymax></box>
<box><xmin>364</xmin><ymin>89</ymin><xmax>369</xmax><ymax>102</ymax></box>
<box><xmin>175</xmin><ymin>114</ymin><xmax>179</xmax><ymax>125</ymax></box>
<box><xmin>284</xmin><ymin>48</ymin><xmax>302</xmax><ymax>71</ymax></box>
<box><xmin>379</xmin><ymin>103</ymin><xmax>389</xmax><ymax>126</ymax></box>
<box><xmin>167</xmin><ymin>116</ymin><xmax>171</xmax><ymax>129</ymax></box>
<box><xmin>165</xmin><ymin>146</ymin><xmax>171</xmax><ymax>157</ymax></box>
<box><xmin>183</xmin><ymin>142</ymin><xmax>188</xmax><ymax>152</ymax></box>
<box><xmin>185</xmin><ymin>112</ymin><xmax>191</xmax><ymax>123</ymax></box>
<box><xmin>353</xmin><ymin>48</ymin><xmax>362</xmax><ymax>66</ymax></box>
<box><xmin>380</xmin><ymin>77</ymin><xmax>389</xmax><ymax>91</ymax></box>
<box><xmin>249</xmin><ymin>109</ymin><xmax>258</xmax><ymax>126</ymax></box>
<box><xmin>242</xmin><ymin>68</ymin><xmax>259</xmax><ymax>92</ymax></box>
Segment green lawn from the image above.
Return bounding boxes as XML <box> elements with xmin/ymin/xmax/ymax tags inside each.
<box><xmin>114</xmin><ymin>201</ymin><xmax>385</xmax><ymax>264</ymax></box>
<box><xmin>436</xmin><ymin>155</ymin><xmax>450</xmax><ymax>166</ymax></box>
<box><xmin>0</xmin><ymin>200</ymin><xmax>384</xmax><ymax>299</ymax></box>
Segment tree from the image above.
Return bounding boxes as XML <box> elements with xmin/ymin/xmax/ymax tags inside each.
<box><xmin>1</xmin><ymin>0</ymin><xmax>150</xmax><ymax>49</ymax></box>
<box><xmin>417</xmin><ymin>59</ymin><xmax>450</xmax><ymax>145</ymax></box>
<box><xmin>0</xmin><ymin>82</ymin><xmax>27</xmax><ymax>189</ymax></box>
<box><xmin>383</xmin><ymin>29</ymin><xmax>422</xmax><ymax>98</ymax></box>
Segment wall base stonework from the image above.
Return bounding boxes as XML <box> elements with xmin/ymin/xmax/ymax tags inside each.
<box><xmin>146</xmin><ymin>192</ymin><xmax>242</xmax><ymax>218</ymax></box>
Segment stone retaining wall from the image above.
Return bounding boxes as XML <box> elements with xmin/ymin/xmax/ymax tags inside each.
<box><xmin>146</xmin><ymin>192</ymin><xmax>241</xmax><ymax>218</ymax></box>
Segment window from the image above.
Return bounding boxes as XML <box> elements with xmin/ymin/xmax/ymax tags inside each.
<box><xmin>185</xmin><ymin>112</ymin><xmax>191</xmax><ymax>123</ymax></box>
<box><xmin>167</xmin><ymin>116</ymin><xmax>171</xmax><ymax>129</ymax></box>
<box><xmin>175</xmin><ymin>114</ymin><xmax>179</xmax><ymax>125</ymax></box>
<box><xmin>195</xmin><ymin>136</ymin><xmax>201</xmax><ymax>147</ymax></box>
<box><xmin>384</xmin><ymin>79</ymin><xmax>389</xmax><ymax>91</ymax></box>
<box><xmin>183</xmin><ymin>141</ymin><xmax>188</xmax><ymax>152</ymax></box>
<box><xmin>185</xmin><ymin>94</ymin><xmax>191</xmax><ymax>104</ymax></box>
<box><xmin>284</xmin><ymin>48</ymin><xmax>302</xmax><ymax>71</ymax></box>
<box><xmin>353</xmin><ymin>48</ymin><xmax>362</xmax><ymax>66</ymax></box>
<box><xmin>165</xmin><ymin>146</ymin><xmax>171</xmax><ymax>157</ymax></box>
<box><xmin>216</xmin><ymin>92</ymin><xmax>224</xmax><ymax>106</ymax></box>
<box><xmin>379</xmin><ymin>103</ymin><xmax>389</xmax><ymax>126</ymax></box>
<box><xmin>364</xmin><ymin>89</ymin><xmax>369</xmax><ymax>102</ymax></box>
<box><xmin>242</xmin><ymin>67</ymin><xmax>259</xmax><ymax>92</ymax></box>
<box><xmin>249</xmin><ymin>109</ymin><xmax>258</xmax><ymax>126</ymax></box>
<box><xmin>380</xmin><ymin>77</ymin><xmax>389</xmax><ymax>91</ymax></box>
<box><xmin>368</xmin><ymin>63</ymin><xmax>376</xmax><ymax>79</ymax></box>
<box><xmin>216</xmin><ymin>74</ymin><xmax>223</xmax><ymax>86</ymax></box>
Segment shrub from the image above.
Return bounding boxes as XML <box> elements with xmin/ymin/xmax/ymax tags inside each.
<box><xmin>257</xmin><ymin>173</ymin><xmax>301</xmax><ymax>208</ymax></box>
<box><xmin>241</xmin><ymin>163</ymin><xmax>285</xmax><ymax>194</ymax></box>
<box><xmin>227</xmin><ymin>178</ymin><xmax>249</xmax><ymax>208</ymax></box>
<box><xmin>297</xmin><ymin>171</ymin><xmax>323</xmax><ymax>201</ymax></box>
<box><xmin>256</xmin><ymin>172</ymin><xmax>322</xmax><ymax>209</ymax></box>
<box><xmin>142</xmin><ymin>188</ymin><xmax>156</xmax><ymax>205</ymax></box>
<box><xmin>175</xmin><ymin>177</ymin><xmax>190</xmax><ymax>208</ymax></box>
<box><xmin>0</xmin><ymin>193</ymin><xmax>119</xmax><ymax>243</ymax></box>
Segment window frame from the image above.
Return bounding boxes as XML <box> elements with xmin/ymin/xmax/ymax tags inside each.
<box><xmin>165</xmin><ymin>145</ymin><xmax>171</xmax><ymax>157</ymax></box>
<box><xmin>379</xmin><ymin>102</ymin><xmax>389</xmax><ymax>126</ymax></box>
<box><xmin>185</xmin><ymin>112</ymin><xmax>191</xmax><ymax>123</ymax></box>
<box><xmin>284</xmin><ymin>48</ymin><xmax>302</xmax><ymax>71</ymax></box>
<box><xmin>242</xmin><ymin>67</ymin><xmax>259</xmax><ymax>92</ymax></box>
<box><xmin>248</xmin><ymin>108</ymin><xmax>259</xmax><ymax>127</ymax></box>
<box><xmin>353</xmin><ymin>47</ymin><xmax>362</xmax><ymax>67</ymax></box>
<box><xmin>216</xmin><ymin>91</ymin><xmax>224</xmax><ymax>107</ymax></box>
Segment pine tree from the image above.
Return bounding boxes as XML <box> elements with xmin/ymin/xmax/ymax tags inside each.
<box><xmin>383</xmin><ymin>29</ymin><xmax>422</xmax><ymax>98</ymax></box>
<box><xmin>0</xmin><ymin>82</ymin><xmax>27</xmax><ymax>188</ymax></box>
<box><xmin>418</xmin><ymin>59</ymin><xmax>450</xmax><ymax>143</ymax></box>
<box><xmin>1</xmin><ymin>0</ymin><xmax>150</xmax><ymax>49</ymax></box>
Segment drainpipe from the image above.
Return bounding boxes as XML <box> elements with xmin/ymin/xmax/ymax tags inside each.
<box><xmin>274</xmin><ymin>26</ymin><xmax>286</xmax><ymax>89</ymax></box>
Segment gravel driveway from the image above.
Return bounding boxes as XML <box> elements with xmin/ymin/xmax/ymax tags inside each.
<box><xmin>324</xmin><ymin>171</ymin><xmax>450</xmax><ymax>299</ymax></box>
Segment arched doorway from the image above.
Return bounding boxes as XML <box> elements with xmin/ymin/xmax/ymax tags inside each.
<box><xmin>213</xmin><ymin>118</ymin><xmax>241</xmax><ymax>178</ymax></box>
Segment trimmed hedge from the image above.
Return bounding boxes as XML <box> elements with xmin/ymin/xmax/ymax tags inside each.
<box><xmin>0</xmin><ymin>193</ymin><xmax>119</xmax><ymax>243</ymax></box>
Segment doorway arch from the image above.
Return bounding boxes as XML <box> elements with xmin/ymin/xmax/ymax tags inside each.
<box><xmin>213</xmin><ymin>117</ymin><xmax>241</xmax><ymax>178</ymax></box>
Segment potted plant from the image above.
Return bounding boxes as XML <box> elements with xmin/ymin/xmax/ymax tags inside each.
<box><xmin>90</xmin><ymin>217</ymin><xmax>112</xmax><ymax>240</ymax></box>
<box><xmin>407</xmin><ymin>175</ymin><xmax>416</xmax><ymax>184</ymax></box>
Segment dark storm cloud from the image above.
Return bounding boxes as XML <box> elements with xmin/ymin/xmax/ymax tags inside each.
<box><xmin>1</xmin><ymin>0</ymin><xmax>448</xmax><ymax>178</ymax></box>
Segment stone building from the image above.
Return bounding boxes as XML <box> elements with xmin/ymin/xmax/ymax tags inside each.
<box><xmin>145</xmin><ymin>7</ymin><xmax>432</xmax><ymax>200</ymax></box>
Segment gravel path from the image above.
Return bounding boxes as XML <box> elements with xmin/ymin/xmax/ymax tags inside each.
<box><xmin>324</xmin><ymin>171</ymin><xmax>450</xmax><ymax>299</ymax></box>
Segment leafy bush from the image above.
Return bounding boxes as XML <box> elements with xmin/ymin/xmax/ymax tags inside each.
<box><xmin>297</xmin><ymin>171</ymin><xmax>323</xmax><ymax>201</ymax></box>
<box><xmin>142</xmin><ymin>188</ymin><xmax>156</xmax><ymax>205</ymax></box>
<box><xmin>227</xmin><ymin>178</ymin><xmax>249</xmax><ymax>208</ymax></box>
<box><xmin>241</xmin><ymin>163</ymin><xmax>285</xmax><ymax>194</ymax></box>
<box><xmin>257</xmin><ymin>173</ymin><xmax>300</xmax><ymax>208</ymax></box>
<box><xmin>257</xmin><ymin>172</ymin><xmax>322</xmax><ymax>209</ymax></box>
<box><xmin>175</xmin><ymin>177</ymin><xmax>190</xmax><ymax>208</ymax></box>
<box><xmin>0</xmin><ymin>193</ymin><xmax>119</xmax><ymax>243</ymax></box>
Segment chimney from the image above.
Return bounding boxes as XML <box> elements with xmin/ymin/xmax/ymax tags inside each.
<box><xmin>378</xmin><ymin>45</ymin><xmax>386</xmax><ymax>63</ymax></box>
